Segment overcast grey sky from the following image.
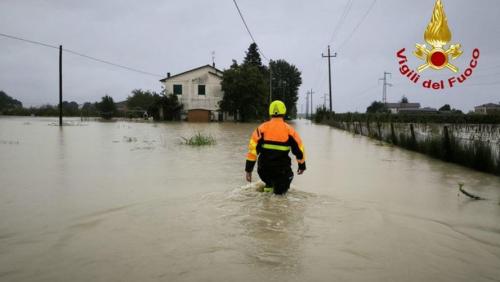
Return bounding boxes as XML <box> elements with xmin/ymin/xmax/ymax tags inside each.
<box><xmin>1</xmin><ymin>0</ymin><xmax>499</xmax><ymax>112</ymax></box>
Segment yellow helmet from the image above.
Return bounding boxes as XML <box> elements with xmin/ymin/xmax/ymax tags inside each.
<box><xmin>269</xmin><ymin>100</ymin><xmax>286</xmax><ymax>116</ymax></box>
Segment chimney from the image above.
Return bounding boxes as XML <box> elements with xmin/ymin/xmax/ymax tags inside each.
<box><xmin>212</xmin><ymin>62</ymin><xmax>215</xmax><ymax>68</ymax></box>
<box><xmin>167</xmin><ymin>72</ymin><xmax>171</xmax><ymax>78</ymax></box>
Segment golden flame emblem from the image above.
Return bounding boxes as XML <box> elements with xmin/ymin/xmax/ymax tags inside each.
<box><xmin>414</xmin><ymin>0</ymin><xmax>463</xmax><ymax>72</ymax></box>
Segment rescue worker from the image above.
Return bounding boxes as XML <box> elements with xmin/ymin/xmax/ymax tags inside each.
<box><xmin>245</xmin><ymin>100</ymin><xmax>306</xmax><ymax>195</ymax></box>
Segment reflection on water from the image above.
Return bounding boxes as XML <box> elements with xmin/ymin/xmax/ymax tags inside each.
<box><xmin>0</xmin><ymin>117</ymin><xmax>500</xmax><ymax>281</ymax></box>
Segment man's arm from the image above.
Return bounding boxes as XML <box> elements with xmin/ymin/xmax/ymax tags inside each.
<box><xmin>245</xmin><ymin>128</ymin><xmax>261</xmax><ymax>182</ymax></box>
<box><xmin>288</xmin><ymin>127</ymin><xmax>306</xmax><ymax>174</ymax></box>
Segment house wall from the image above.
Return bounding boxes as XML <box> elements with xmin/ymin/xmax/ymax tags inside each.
<box><xmin>161</xmin><ymin>66</ymin><xmax>223</xmax><ymax>112</ymax></box>
<box><xmin>475</xmin><ymin>107</ymin><xmax>500</xmax><ymax>115</ymax></box>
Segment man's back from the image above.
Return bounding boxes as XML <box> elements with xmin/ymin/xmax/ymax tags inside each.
<box><xmin>245</xmin><ymin>101</ymin><xmax>306</xmax><ymax>194</ymax></box>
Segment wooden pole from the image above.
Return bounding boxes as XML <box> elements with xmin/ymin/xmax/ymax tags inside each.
<box><xmin>59</xmin><ymin>45</ymin><xmax>63</xmax><ymax>126</ymax></box>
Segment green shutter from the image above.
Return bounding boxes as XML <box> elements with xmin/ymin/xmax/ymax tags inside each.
<box><xmin>198</xmin><ymin>85</ymin><xmax>206</xmax><ymax>95</ymax></box>
<box><xmin>173</xmin><ymin>84</ymin><xmax>182</xmax><ymax>95</ymax></box>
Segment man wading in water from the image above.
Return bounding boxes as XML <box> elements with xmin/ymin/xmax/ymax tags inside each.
<box><xmin>245</xmin><ymin>100</ymin><xmax>306</xmax><ymax>195</ymax></box>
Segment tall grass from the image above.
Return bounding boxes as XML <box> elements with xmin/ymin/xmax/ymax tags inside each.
<box><xmin>181</xmin><ymin>132</ymin><xmax>216</xmax><ymax>146</ymax></box>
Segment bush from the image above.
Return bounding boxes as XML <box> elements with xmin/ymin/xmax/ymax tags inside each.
<box><xmin>97</xmin><ymin>95</ymin><xmax>116</xmax><ymax>120</ymax></box>
<box><xmin>313</xmin><ymin>106</ymin><xmax>334</xmax><ymax>123</ymax></box>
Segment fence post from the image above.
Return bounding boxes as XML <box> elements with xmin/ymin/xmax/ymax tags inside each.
<box><xmin>410</xmin><ymin>123</ymin><xmax>416</xmax><ymax>149</ymax></box>
<box><xmin>443</xmin><ymin>125</ymin><xmax>452</xmax><ymax>161</ymax></box>
<box><xmin>390</xmin><ymin>122</ymin><xmax>397</xmax><ymax>145</ymax></box>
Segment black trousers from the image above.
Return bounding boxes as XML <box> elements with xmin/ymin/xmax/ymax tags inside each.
<box><xmin>257</xmin><ymin>166</ymin><xmax>294</xmax><ymax>195</ymax></box>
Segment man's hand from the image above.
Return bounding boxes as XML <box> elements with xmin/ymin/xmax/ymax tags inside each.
<box><xmin>297</xmin><ymin>169</ymin><xmax>304</xmax><ymax>175</ymax></box>
<box><xmin>246</xmin><ymin>172</ymin><xmax>252</xmax><ymax>182</ymax></box>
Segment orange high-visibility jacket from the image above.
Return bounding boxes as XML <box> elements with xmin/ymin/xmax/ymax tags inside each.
<box><xmin>245</xmin><ymin>117</ymin><xmax>306</xmax><ymax>172</ymax></box>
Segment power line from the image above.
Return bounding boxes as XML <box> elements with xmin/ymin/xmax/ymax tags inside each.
<box><xmin>231</xmin><ymin>0</ymin><xmax>268</xmax><ymax>61</ymax></box>
<box><xmin>337</xmin><ymin>0</ymin><xmax>377</xmax><ymax>51</ymax></box>
<box><xmin>0</xmin><ymin>32</ymin><xmax>163</xmax><ymax>77</ymax></box>
<box><xmin>328</xmin><ymin>0</ymin><xmax>354</xmax><ymax>44</ymax></box>
<box><xmin>311</xmin><ymin>0</ymin><xmax>352</xmax><ymax>91</ymax></box>
<box><xmin>0</xmin><ymin>32</ymin><xmax>58</xmax><ymax>49</ymax></box>
<box><xmin>62</xmin><ymin>49</ymin><xmax>162</xmax><ymax>77</ymax></box>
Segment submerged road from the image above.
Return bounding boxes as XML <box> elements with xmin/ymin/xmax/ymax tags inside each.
<box><xmin>0</xmin><ymin>117</ymin><xmax>499</xmax><ymax>282</ymax></box>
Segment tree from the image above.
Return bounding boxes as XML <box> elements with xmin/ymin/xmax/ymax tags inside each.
<box><xmin>400</xmin><ymin>96</ymin><xmax>409</xmax><ymax>104</ymax></box>
<box><xmin>366</xmin><ymin>101</ymin><xmax>389</xmax><ymax>113</ymax></box>
<box><xmin>81</xmin><ymin>102</ymin><xmax>99</xmax><ymax>117</ymax></box>
<box><xmin>157</xmin><ymin>91</ymin><xmax>183</xmax><ymax>121</ymax></box>
<box><xmin>221</xmin><ymin>43</ymin><xmax>303</xmax><ymax>121</ymax></box>
<box><xmin>97</xmin><ymin>95</ymin><xmax>116</xmax><ymax>120</ymax></box>
<box><xmin>439</xmin><ymin>104</ymin><xmax>451</xmax><ymax>111</ymax></box>
<box><xmin>269</xmin><ymin>59</ymin><xmax>302</xmax><ymax>118</ymax></box>
<box><xmin>0</xmin><ymin>90</ymin><xmax>23</xmax><ymax>113</ymax></box>
<box><xmin>244</xmin><ymin>43</ymin><xmax>264</xmax><ymax>70</ymax></box>
<box><xmin>126</xmin><ymin>89</ymin><xmax>158</xmax><ymax>111</ymax></box>
<box><xmin>62</xmin><ymin>101</ymin><xmax>80</xmax><ymax>116</ymax></box>
<box><xmin>220</xmin><ymin>62</ymin><xmax>268</xmax><ymax>121</ymax></box>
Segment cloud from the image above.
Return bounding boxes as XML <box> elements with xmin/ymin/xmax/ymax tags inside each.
<box><xmin>1</xmin><ymin>0</ymin><xmax>499</xmax><ymax>111</ymax></box>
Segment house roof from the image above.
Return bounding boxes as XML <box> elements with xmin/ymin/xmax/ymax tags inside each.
<box><xmin>159</xmin><ymin>65</ymin><xmax>223</xmax><ymax>82</ymax></box>
<box><xmin>385</xmin><ymin>102</ymin><xmax>421</xmax><ymax>109</ymax></box>
<box><xmin>475</xmin><ymin>103</ymin><xmax>500</xmax><ymax>108</ymax></box>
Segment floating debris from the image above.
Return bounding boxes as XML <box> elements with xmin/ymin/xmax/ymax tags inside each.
<box><xmin>0</xmin><ymin>140</ymin><xmax>20</xmax><ymax>145</ymax></box>
<box><xmin>122</xmin><ymin>136</ymin><xmax>137</xmax><ymax>143</ymax></box>
<box><xmin>458</xmin><ymin>182</ymin><xmax>482</xmax><ymax>200</ymax></box>
<box><xmin>48</xmin><ymin>121</ymin><xmax>88</xmax><ymax>126</ymax></box>
<box><xmin>130</xmin><ymin>146</ymin><xmax>155</xmax><ymax>151</ymax></box>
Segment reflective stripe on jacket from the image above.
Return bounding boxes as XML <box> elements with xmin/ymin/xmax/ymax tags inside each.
<box><xmin>245</xmin><ymin>117</ymin><xmax>306</xmax><ymax>172</ymax></box>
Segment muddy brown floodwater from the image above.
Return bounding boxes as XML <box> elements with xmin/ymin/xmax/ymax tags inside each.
<box><xmin>1</xmin><ymin>116</ymin><xmax>500</xmax><ymax>282</ymax></box>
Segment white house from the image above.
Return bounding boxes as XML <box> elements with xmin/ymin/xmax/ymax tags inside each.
<box><xmin>385</xmin><ymin>102</ymin><xmax>421</xmax><ymax>114</ymax></box>
<box><xmin>474</xmin><ymin>103</ymin><xmax>500</xmax><ymax>114</ymax></box>
<box><xmin>160</xmin><ymin>64</ymin><xmax>228</xmax><ymax>122</ymax></box>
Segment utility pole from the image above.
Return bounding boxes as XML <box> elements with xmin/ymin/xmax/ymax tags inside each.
<box><xmin>269</xmin><ymin>60</ymin><xmax>273</xmax><ymax>104</ymax></box>
<box><xmin>379</xmin><ymin>71</ymin><xmax>392</xmax><ymax>104</ymax></box>
<box><xmin>305</xmin><ymin>92</ymin><xmax>309</xmax><ymax>119</ymax></box>
<box><xmin>309</xmin><ymin>88</ymin><xmax>314</xmax><ymax>115</ymax></box>
<box><xmin>307</xmin><ymin>89</ymin><xmax>314</xmax><ymax>118</ymax></box>
<box><xmin>322</xmin><ymin>45</ymin><xmax>337</xmax><ymax>112</ymax></box>
<box><xmin>59</xmin><ymin>45</ymin><xmax>63</xmax><ymax>126</ymax></box>
<box><xmin>323</xmin><ymin>93</ymin><xmax>328</xmax><ymax>107</ymax></box>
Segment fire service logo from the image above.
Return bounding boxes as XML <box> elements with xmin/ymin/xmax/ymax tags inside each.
<box><xmin>396</xmin><ymin>0</ymin><xmax>480</xmax><ymax>90</ymax></box>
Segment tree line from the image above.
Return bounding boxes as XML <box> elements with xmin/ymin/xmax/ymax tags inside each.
<box><xmin>0</xmin><ymin>89</ymin><xmax>182</xmax><ymax>121</ymax></box>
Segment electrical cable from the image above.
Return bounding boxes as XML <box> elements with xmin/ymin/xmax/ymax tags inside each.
<box><xmin>328</xmin><ymin>0</ymin><xmax>354</xmax><ymax>44</ymax></box>
<box><xmin>0</xmin><ymin>32</ymin><xmax>163</xmax><ymax>77</ymax></box>
<box><xmin>231</xmin><ymin>0</ymin><xmax>268</xmax><ymax>61</ymax></box>
<box><xmin>337</xmin><ymin>0</ymin><xmax>377</xmax><ymax>51</ymax></box>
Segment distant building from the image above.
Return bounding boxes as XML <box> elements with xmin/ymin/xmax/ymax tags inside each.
<box><xmin>115</xmin><ymin>101</ymin><xmax>128</xmax><ymax>112</ymax></box>
<box><xmin>385</xmin><ymin>102</ymin><xmax>421</xmax><ymax>114</ymax></box>
<box><xmin>160</xmin><ymin>64</ymin><xmax>231</xmax><ymax>122</ymax></box>
<box><xmin>474</xmin><ymin>103</ymin><xmax>500</xmax><ymax>114</ymax></box>
<box><xmin>115</xmin><ymin>101</ymin><xmax>149</xmax><ymax>118</ymax></box>
<box><xmin>399</xmin><ymin>107</ymin><xmax>438</xmax><ymax>114</ymax></box>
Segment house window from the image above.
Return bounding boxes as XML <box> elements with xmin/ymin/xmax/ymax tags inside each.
<box><xmin>173</xmin><ymin>84</ymin><xmax>182</xmax><ymax>95</ymax></box>
<box><xmin>198</xmin><ymin>85</ymin><xmax>206</xmax><ymax>95</ymax></box>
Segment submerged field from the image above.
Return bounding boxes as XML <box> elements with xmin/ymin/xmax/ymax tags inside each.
<box><xmin>1</xmin><ymin>116</ymin><xmax>500</xmax><ymax>282</ymax></box>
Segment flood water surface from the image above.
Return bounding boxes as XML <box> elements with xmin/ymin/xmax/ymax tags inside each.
<box><xmin>1</xmin><ymin>117</ymin><xmax>500</xmax><ymax>281</ymax></box>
